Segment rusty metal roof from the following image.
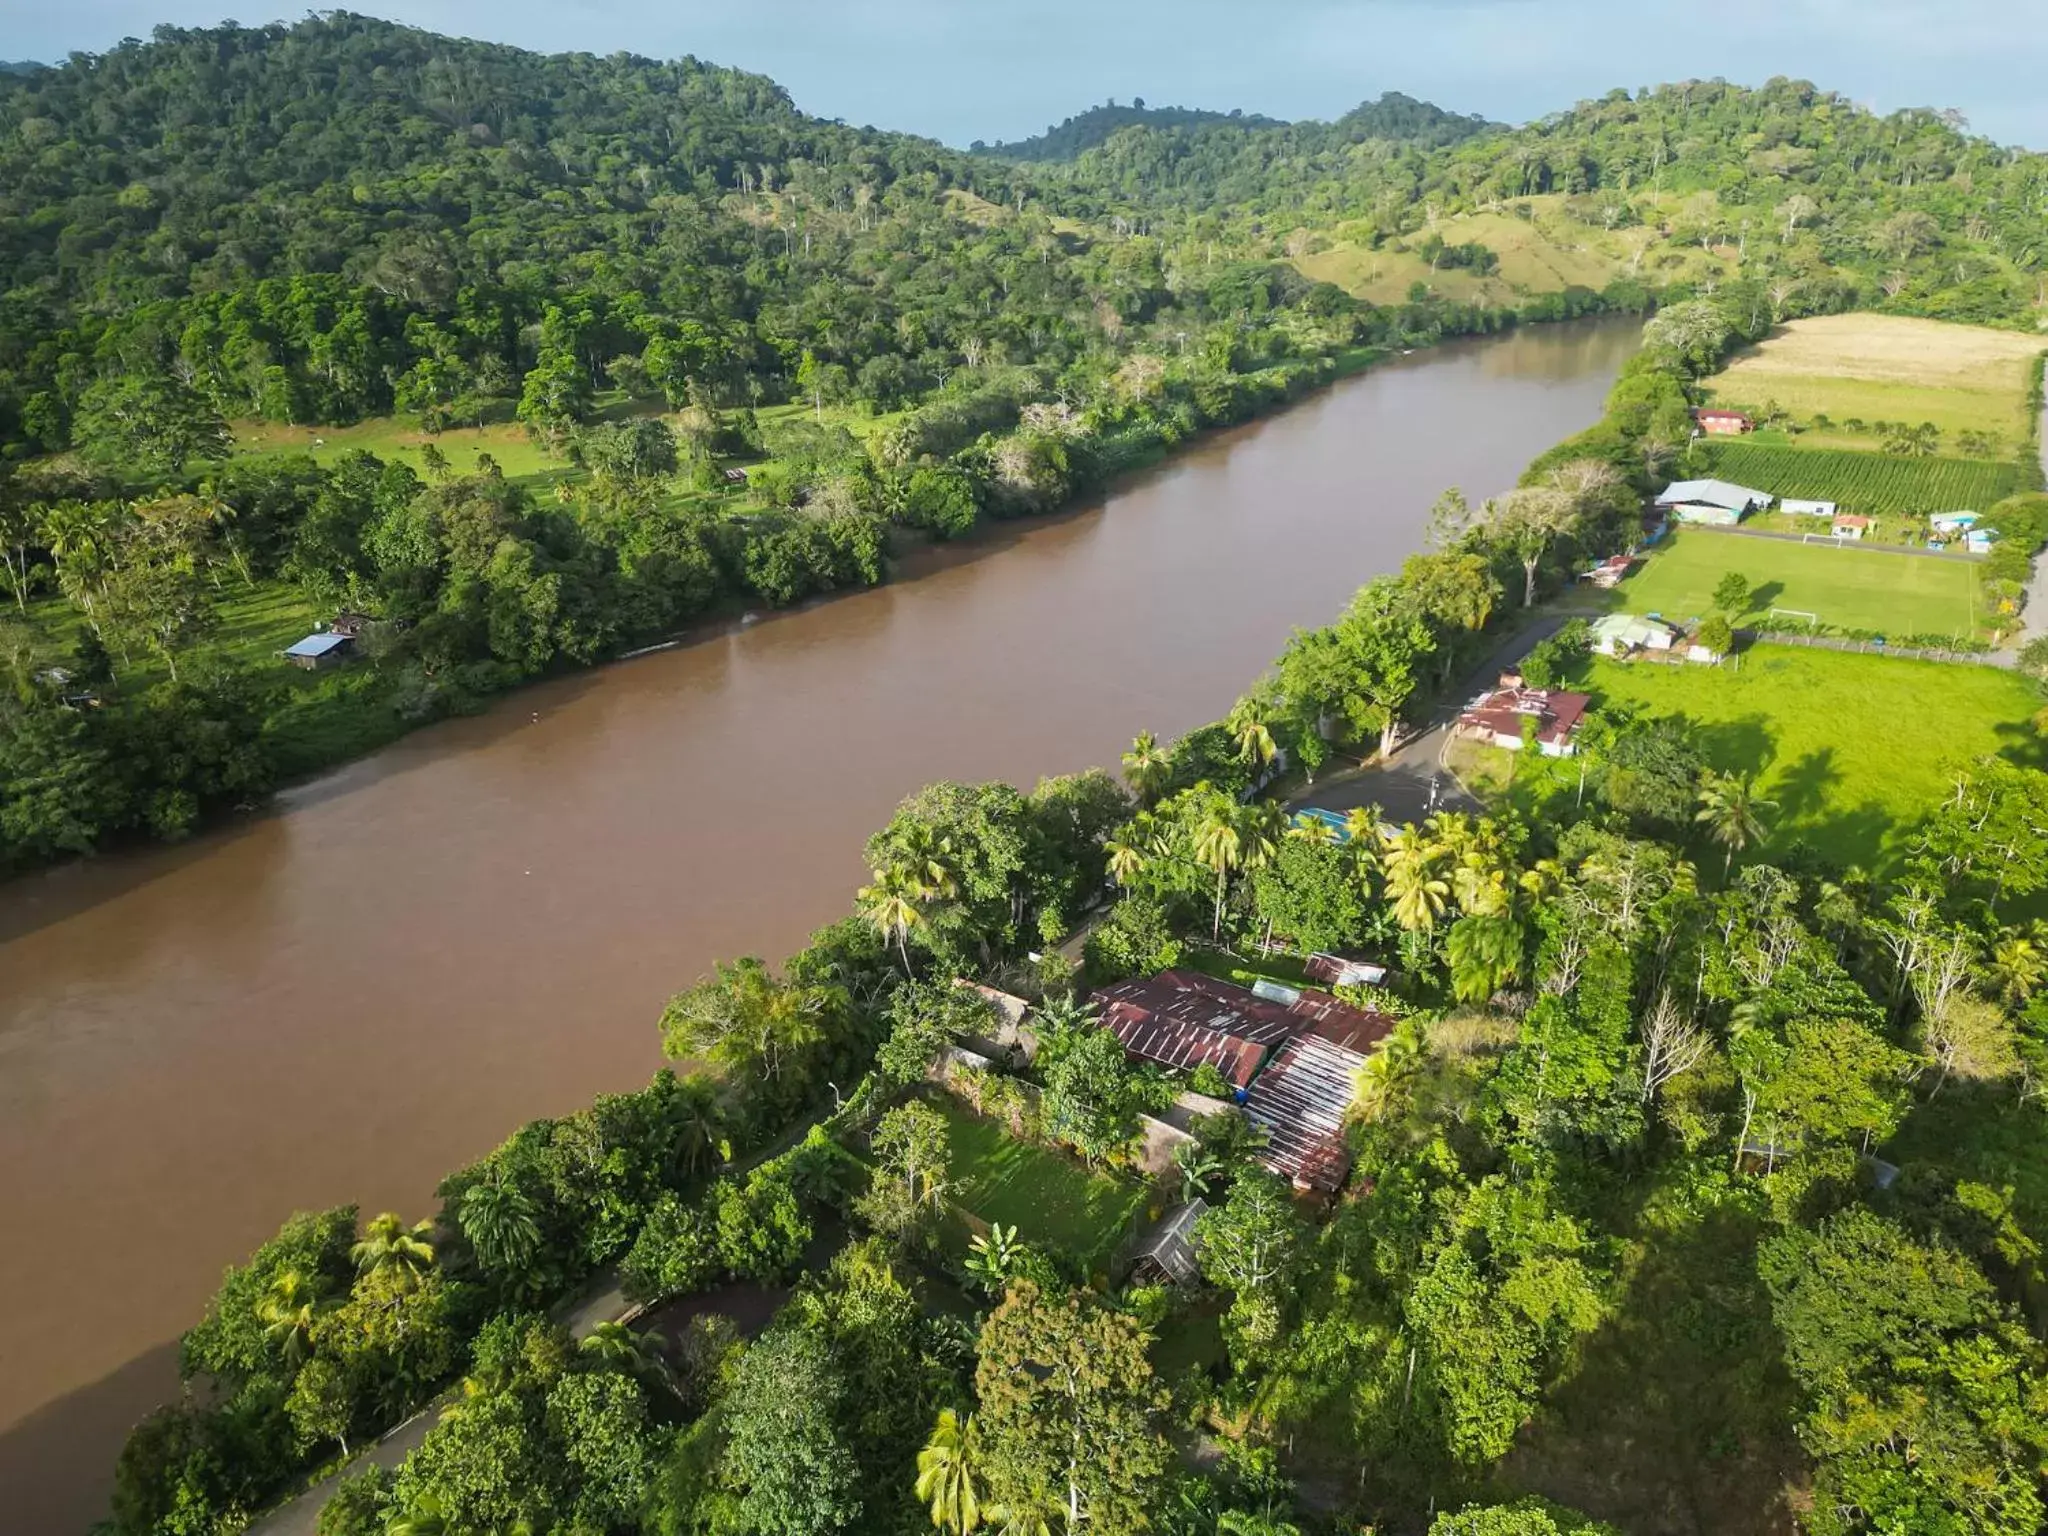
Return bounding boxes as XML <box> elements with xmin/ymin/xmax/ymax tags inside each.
<box><xmin>1091</xmin><ymin>968</ymin><xmax>1392</xmax><ymax>1102</ymax></box>
<box><xmin>1244</xmin><ymin>1033</ymin><xmax>1362</xmax><ymax>1193</ymax></box>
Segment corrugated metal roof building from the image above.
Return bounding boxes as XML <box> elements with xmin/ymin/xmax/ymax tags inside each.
<box><xmin>1093</xmin><ymin>969</ymin><xmax>1296</xmax><ymax>1090</ymax></box>
<box><xmin>1244</xmin><ymin>1034</ymin><xmax>1361</xmax><ymax>1193</ymax></box>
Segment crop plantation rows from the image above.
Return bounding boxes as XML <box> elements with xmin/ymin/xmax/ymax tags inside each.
<box><xmin>1704</xmin><ymin>442</ymin><xmax>2020</xmax><ymax>515</ymax></box>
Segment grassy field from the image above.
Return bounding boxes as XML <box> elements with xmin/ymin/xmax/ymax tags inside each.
<box><xmin>1296</xmin><ymin>192</ymin><xmax>1737</xmax><ymax>306</ymax></box>
<box><xmin>1701</xmin><ymin>441</ymin><xmax>2019</xmax><ymax>518</ymax></box>
<box><xmin>18</xmin><ymin>580</ymin><xmax>326</xmax><ymax>686</ymax></box>
<box><xmin>1616</xmin><ymin>530</ymin><xmax>1982</xmax><ymax>638</ymax></box>
<box><xmin>1574</xmin><ymin>648</ymin><xmax>2040</xmax><ymax>869</ymax></box>
<box><xmin>1702</xmin><ymin>313</ymin><xmax>2045</xmax><ymax>446</ymax></box>
<box><xmin>931</xmin><ymin>1096</ymin><xmax>1150</xmax><ymax>1267</ymax></box>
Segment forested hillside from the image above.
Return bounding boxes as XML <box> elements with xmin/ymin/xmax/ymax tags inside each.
<box><xmin>1</xmin><ymin>17</ymin><xmax>2044</xmax><ymax>873</ymax></box>
<box><xmin>1011</xmin><ymin>79</ymin><xmax>2048</xmax><ymax>327</ymax></box>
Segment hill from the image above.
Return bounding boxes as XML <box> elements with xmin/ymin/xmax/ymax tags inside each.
<box><xmin>970</xmin><ymin>99</ymin><xmax>1283</xmax><ymax>161</ymax></box>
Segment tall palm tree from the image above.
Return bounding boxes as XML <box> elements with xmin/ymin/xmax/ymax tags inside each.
<box><xmin>384</xmin><ymin>1496</ymin><xmax>450</xmax><ymax>1536</ymax></box>
<box><xmin>351</xmin><ymin>1212</ymin><xmax>435</xmax><ymax>1292</ymax></box>
<box><xmin>256</xmin><ymin>1268</ymin><xmax>327</xmax><ymax>1368</ymax></box>
<box><xmin>891</xmin><ymin>825</ymin><xmax>960</xmax><ymax>904</ymax></box>
<box><xmin>860</xmin><ymin>863</ymin><xmax>929</xmax><ymax>975</ymax></box>
<box><xmin>915</xmin><ymin>1408</ymin><xmax>990</xmax><ymax>1536</ymax></box>
<box><xmin>1445</xmin><ymin>913</ymin><xmax>1524</xmax><ymax>1004</ymax></box>
<box><xmin>669</xmin><ymin>1075</ymin><xmax>726</xmax><ymax>1181</ymax></box>
<box><xmin>1352</xmin><ymin>1019</ymin><xmax>1427</xmax><ymax>1123</ymax></box>
<box><xmin>1121</xmin><ymin>731</ymin><xmax>1171</xmax><ymax>805</ymax></box>
<box><xmin>1991</xmin><ymin>928</ymin><xmax>2047</xmax><ymax>1006</ymax></box>
<box><xmin>1192</xmin><ymin>798</ymin><xmax>1246</xmax><ymax>940</ymax></box>
<box><xmin>1381</xmin><ymin>828</ymin><xmax>1450</xmax><ymax>934</ymax></box>
<box><xmin>1104</xmin><ymin>835</ymin><xmax>1146</xmax><ymax>888</ymax></box>
<box><xmin>1287</xmin><ymin>814</ymin><xmax>1338</xmax><ymax>846</ymax></box>
<box><xmin>1695</xmin><ymin>772</ymin><xmax>1775</xmax><ymax>874</ymax></box>
<box><xmin>459</xmin><ymin>1177</ymin><xmax>543</xmax><ymax>1275</ymax></box>
<box><xmin>1226</xmin><ymin>698</ymin><xmax>1277</xmax><ymax>768</ymax></box>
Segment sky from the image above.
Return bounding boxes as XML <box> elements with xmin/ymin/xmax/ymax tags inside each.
<box><xmin>9</xmin><ymin>0</ymin><xmax>2043</xmax><ymax>150</ymax></box>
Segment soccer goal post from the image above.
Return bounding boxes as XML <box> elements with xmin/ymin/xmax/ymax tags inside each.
<box><xmin>1769</xmin><ymin>608</ymin><xmax>1820</xmax><ymax>628</ymax></box>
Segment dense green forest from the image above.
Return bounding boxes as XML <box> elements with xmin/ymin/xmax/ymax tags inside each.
<box><xmin>104</xmin><ymin>281</ymin><xmax>2048</xmax><ymax>1536</ymax></box>
<box><xmin>2</xmin><ymin>16</ymin><xmax>2046</xmax><ymax>877</ymax></box>
<box><xmin>966</xmin><ymin>93</ymin><xmax>1490</xmax><ymax>165</ymax></box>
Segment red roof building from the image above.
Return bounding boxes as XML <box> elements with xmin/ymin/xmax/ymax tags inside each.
<box><xmin>1454</xmin><ymin>686</ymin><xmax>1591</xmax><ymax>758</ymax></box>
<box><xmin>1693</xmin><ymin>408</ymin><xmax>1754</xmax><ymax>435</ymax></box>
<box><xmin>1092</xmin><ymin>969</ymin><xmax>1297</xmax><ymax>1090</ymax></box>
<box><xmin>1091</xmin><ymin>970</ymin><xmax>1397</xmax><ymax>1193</ymax></box>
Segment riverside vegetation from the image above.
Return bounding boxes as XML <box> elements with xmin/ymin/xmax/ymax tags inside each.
<box><xmin>101</xmin><ymin>228</ymin><xmax>2048</xmax><ymax>1536</ymax></box>
<box><xmin>7</xmin><ymin>18</ymin><xmax>2048</xmax><ymax>868</ymax></box>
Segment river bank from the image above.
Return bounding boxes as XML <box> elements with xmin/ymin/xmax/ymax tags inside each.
<box><xmin>0</xmin><ymin>317</ymin><xmax>1642</xmax><ymax>1533</ymax></box>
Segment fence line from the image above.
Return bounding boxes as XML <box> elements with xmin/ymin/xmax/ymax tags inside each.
<box><xmin>1739</xmin><ymin>628</ymin><xmax>2005</xmax><ymax>668</ymax></box>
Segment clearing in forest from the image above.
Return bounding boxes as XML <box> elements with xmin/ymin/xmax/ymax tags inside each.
<box><xmin>1702</xmin><ymin>313</ymin><xmax>2045</xmax><ymax>446</ymax></box>
<box><xmin>1617</xmin><ymin>529</ymin><xmax>1981</xmax><ymax>639</ymax></box>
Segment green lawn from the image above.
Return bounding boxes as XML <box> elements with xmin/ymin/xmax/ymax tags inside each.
<box><xmin>20</xmin><ymin>580</ymin><xmax>324</xmax><ymax>686</ymax></box>
<box><xmin>1618</xmin><ymin>530</ymin><xmax>1982</xmax><ymax>640</ymax></box>
<box><xmin>1574</xmin><ymin>648</ymin><xmax>2042</xmax><ymax>870</ymax></box>
<box><xmin>930</xmin><ymin>1096</ymin><xmax>1150</xmax><ymax>1267</ymax></box>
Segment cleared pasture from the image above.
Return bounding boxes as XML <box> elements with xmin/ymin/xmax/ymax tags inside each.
<box><xmin>1702</xmin><ymin>313</ymin><xmax>2044</xmax><ymax>444</ymax></box>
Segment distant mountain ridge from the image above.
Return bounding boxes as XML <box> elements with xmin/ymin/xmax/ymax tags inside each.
<box><xmin>972</xmin><ymin>90</ymin><xmax>1494</xmax><ymax>162</ymax></box>
<box><xmin>971</xmin><ymin>100</ymin><xmax>1285</xmax><ymax>161</ymax></box>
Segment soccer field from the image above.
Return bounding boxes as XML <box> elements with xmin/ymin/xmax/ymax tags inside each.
<box><xmin>1618</xmin><ymin>530</ymin><xmax>1981</xmax><ymax>640</ymax></box>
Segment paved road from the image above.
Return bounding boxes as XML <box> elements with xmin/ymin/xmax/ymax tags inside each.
<box><xmin>1289</xmin><ymin>610</ymin><xmax>1573</xmax><ymax>825</ymax></box>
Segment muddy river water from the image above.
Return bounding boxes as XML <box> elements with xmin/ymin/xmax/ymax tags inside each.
<box><xmin>0</xmin><ymin>317</ymin><xmax>1638</xmax><ymax>1530</ymax></box>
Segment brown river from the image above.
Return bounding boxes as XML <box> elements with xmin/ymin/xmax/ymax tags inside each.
<box><xmin>0</xmin><ymin>317</ymin><xmax>1638</xmax><ymax>1531</ymax></box>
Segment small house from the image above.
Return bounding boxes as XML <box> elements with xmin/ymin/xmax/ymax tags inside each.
<box><xmin>1965</xmin><ymin>528</ymin><xmax>1999</xmax><ymax>555</ymax></box>
<box><xmin>1930</xmin><ymin>511</ymin><xmax>1980</xmax><ymax>534</ymax></box>
<box><xmin>328</xmin><ymin>611</ymin><xmax>378</xmax><ymax>639</ymax></box>
<box><xmin>1831</xmin><ymin>515</ymin><xmax>1871</xmax><ymax>541</ymax></box>
<box><xmin>1654</xmin><ymin>479</ymin><xmax>1772</xmax><ymax>526</ymax></box>
<box><xmin>1590</xmin><ymin>613</ymin><xmax>1682</xmax><ymax>657</ymax></box>
<box><xmin>1692</xmin><ymin>408</ymin><xmax>1754</xmax><ymax>436</ymax></box>
<box><xmin>1581</xmin><ymin>553</ymin><xmax>1635</xmax><ymax>589</ymax></box>
<box><xmin>1780</xmin><ymin>498</ymin><xmax>1837</xmax><ymax>518</ymax></box>
<box><xmin>1130</xmin><ymin>1200</ymin><xmax>1208</xmax><ymax>1285</ymax></box>
<box><xmin>1454</xmin><ymin>685</ymin><xmax>1592</xmax><ymax>758</ymax></box>
<box><xmin>282</xmin><ymin>632</ymin><xmax>355</xmax><ymax>670</ymax></box>
<box><xmin>1304</xmin><ymin>952</ymin><xmax>1389</xmax><ymax>989</ymax></box>
<box><xmin>722</xmin><ymin>467</ymin><xmax>750</xmax><ymax>486</ymax></box>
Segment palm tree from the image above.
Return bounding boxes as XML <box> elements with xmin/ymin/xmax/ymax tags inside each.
<box><xmin>860</xmin><ymin>863</ymin><xmax>929</xmax><ymax>975</ymax></box>
<box><xmin>1352</xmin><ymin>1019</ymin><xmax>1427</xmax><ymax>1123</ymax></box>
<box><xmin>983</xmin><ymin>1504</ymin><xmax>1055</xmax><ymax>1536</ymax></box>
<box><xmin>1191</xmin><ymin>797</ymin><xmax>1246</xmax><ymax>941</ymax></box>
<box><xmin>580</xmin><ymin>1319</ymin><xmax>650</xmax><ymax>1371</ymax></box>
<box><xmin>1226</xmin><ymin>698</ymin><xmax>1277</xmax><ymax>768</ymax></box>
<box><xmin>1990</xmin><ymin>928</ymin><xmax>2047</xmax><ymax>1005</ymax></box>
<box><xmin>1121</xmin><ymin>731</ymin><xmax>1171</xmax><ymax>805</ymax></box>
<box><xmin>915</xmin><ymin>1408</ymin><xmax>990</xmax><ymax>1536</ymax></box>
<box><xmin>1104</xmin><ymin>835</ymin><xmax>1146</xmax><ymax>888</ymax></box>
<box><xmin>1695</xmin><ymin>772</ymin><xmax>1775</xmax><ymax>874</ymax></box>
<box><xmin>384</xmin><ymin>1496</ymin><xmax>450</xmax><ymax>1536</ymax></box>
<box><xmin>1445</xmin><ymin>914</ymin><xmax>1524</xmax><ymax>1004</ymax></box>
<box><xmin>891</xmin><ymin>825</ymin><xmax>960</xmax><ymax>904</ymax></box>
<box><xmin>459</xmin><ymin>1177</ymin><xmax>543</xmax><ymax>1275</ymax></box>
<box><xmin>351</xmin><ymin>1212</ymin><xmax>436</xmax><ymax>1291</ymax></box>
<box><xmin>1287</xmin><ymin>814</ymin><xmax>1337</xmax><ymax>846</ymax></box>
<box><xmin>670</xmin><ymin>1075</ymin><xmax>726</xmax><ymax>1181</ymax></box>
<box><xmin>256</xmin><ymin>1268</ymin><xmax>327</xmax><ymax>1368</ymax></box>
<box><xmin>1381</xmin><ymin>828</ymin><xmax>1450</xmax><ymax>934</ymax></box>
